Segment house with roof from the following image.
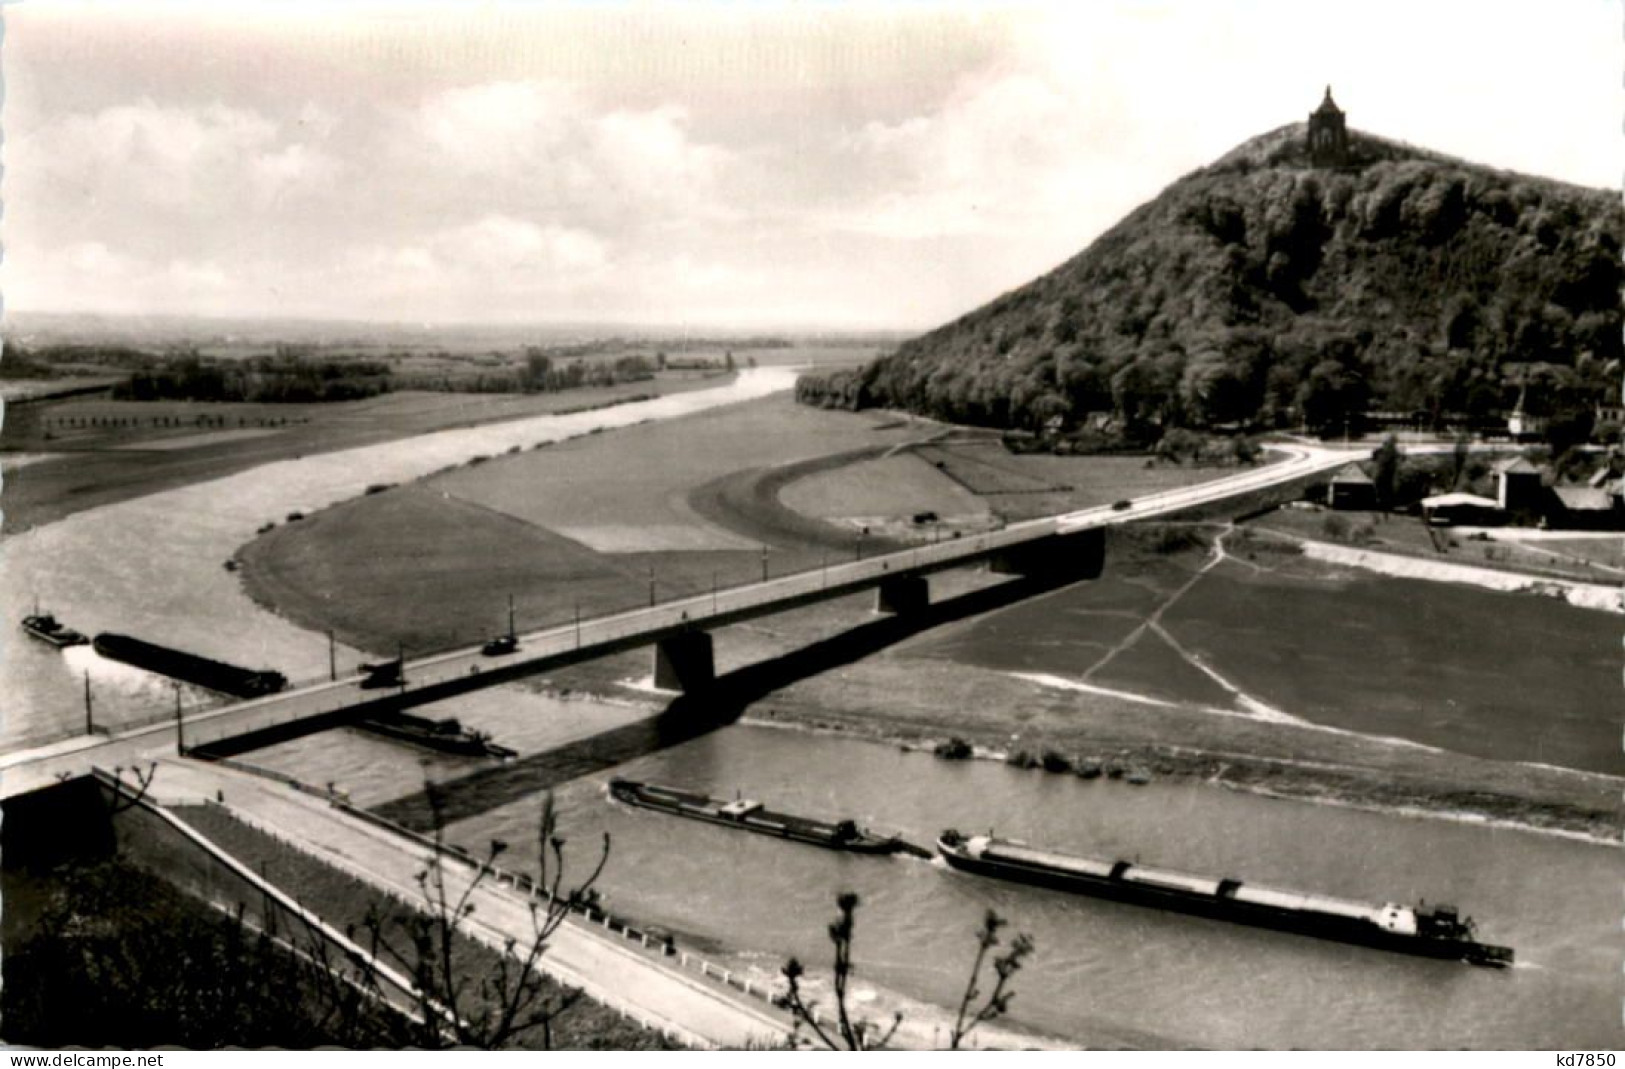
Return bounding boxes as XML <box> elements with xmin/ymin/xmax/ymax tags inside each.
<box><xmin>1419</xmin><ymin>492</ymin><xmax>1502</xmax><ymax>527</ymax></box>
<box><xmin>1492</xmin><ymin>456</ymin><xmax>1544</xmax><ymax>513</ymax></box>
<box><xmin>1327</xmin><ymin>463</ymin><xmax>1377</xmax><ymax>509</ymax></box>
<box><xmin>1550</xmin><ymin>487</ymin><xmax>1621</xmax><ymax>530</ymax></box>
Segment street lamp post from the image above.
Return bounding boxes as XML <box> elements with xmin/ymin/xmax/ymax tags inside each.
<box><xmin>173</xmin><ymin>682</ymin><xmax>186</xmax><ymax>754</ymax></box>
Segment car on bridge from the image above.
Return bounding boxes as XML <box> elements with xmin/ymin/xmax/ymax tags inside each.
<box><xmin>481</xmin><ymin>634</ymin><xmax>519</xmax><ymax>656</ymax></box>
<box><xmin>359</xmin><ymin>657</ymin><xmax>405</xmax><ymax>689</ymax></box>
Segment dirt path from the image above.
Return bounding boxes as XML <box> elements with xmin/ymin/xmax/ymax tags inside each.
<box><xmin>1082</xmin><ymin>525</ymin><xmax>1289</xmax><ymax>718</ymax></box>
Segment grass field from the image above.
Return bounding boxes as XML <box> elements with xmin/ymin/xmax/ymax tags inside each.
<box><xmin>240</xmin><ymin>396</ymin><xmax>943</xmax><ymax>653</ymax></box>
<box><xmin>0</xmin><ymin>376</ymin><xmax>726</xmax><ymax>534</ymax></box>
<box><xmin>241</xmin><ymin>485</ymin><xmax>655</xmax><ymax>653</ymax></box>
<box><xmin>1164</xmin><ymin>558</ymin><xmax>1622</xmax><ymax>774</ymax></box>
<box><xmin>238</xmin><ymin>394</ymin><xmax>1250</xmax><ymax>662</ymax></box>
<box><xmin>917</xmin><ymin>444</ymin><xmax>1233</xmax><ymax>522</ymax></box>
<box><xmin>778</xmin><ymin>452</ymin><xmax>991</xmax><ymax>528</ymax></box>
<box><xmin>904</xmin><ymin>530</ymin><xmax>1624</xmax><ymax>776</ymax></box>
<box><xmin>427</xmin><ymin>395</ymin><xmax>932</xmax><ymax>551</ymax></box>
<box><xmin>234</xmin><ymin>388</ymin><xmax>1623</xmax><ymax>825</ymax></box>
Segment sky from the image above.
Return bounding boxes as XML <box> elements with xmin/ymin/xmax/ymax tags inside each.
<box><xmin>4</xmin><ymin>1</ymin><xmax>1620</xmax><ymax>332</ymax></box>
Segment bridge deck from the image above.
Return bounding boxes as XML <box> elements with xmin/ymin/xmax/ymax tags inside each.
<box><xmin>1</xmin><ymin>445</ymin><xmax>1346</xmax><ymax>799</ymax></box>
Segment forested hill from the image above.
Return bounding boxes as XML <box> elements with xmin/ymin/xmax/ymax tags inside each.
<box><xmin>798</xmin><ymin>124</ymin><xmax>1624</xmax><ymax>440</ymax></box>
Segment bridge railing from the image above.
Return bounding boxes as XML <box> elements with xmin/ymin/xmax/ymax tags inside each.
<box><xmin>6</xmin><ymin>446</ymin><xmax>1345</xmax><ymax>784</ymax></box>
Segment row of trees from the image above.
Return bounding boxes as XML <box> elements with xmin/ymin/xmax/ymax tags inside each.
<box><xmin>113</xmin><ymin>352</ymin><xmax>393</xmax><ymax>403</ymax></box>
<box><xmin>799</xmin><ymin>320</ymin><xmax>1621</xmax><ymax>448</ymax></box>
<box><xmin>8</xmin><ymin>343</ymin><xmax>690</xmax><ymax>403</ymax></box>
<box><xmin>396</xmin><ymin>354</ymin><xmax>662</xmax><ymax>395</ymax></box>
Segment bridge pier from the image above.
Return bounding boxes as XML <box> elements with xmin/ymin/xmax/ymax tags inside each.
<box><xmin>988</xmin><ymin>528</ymin><xmax>1105</xmax><ymax>580</ymax></box>
<box><xmin>653</xmin><ymin>631</ymin><xmax>715</xmax><ymax>692</ymax></box>
<box><xmin>874</xmin><ymin>574</ymin><xmax>929</xmax><ymax>615</ymax></box>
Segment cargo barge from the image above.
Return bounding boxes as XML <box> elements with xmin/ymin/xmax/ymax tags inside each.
<box><xmin>21</xmin><ymin>611</ymin><xmax>89</xmax><ymax>649</ymax></box>
<box><xmin>937</xmin><ymin>830</ymin><xmax>1512</xmax><ymax>968</ymax></box>
<box><xmin>92</xmin><ymin>633</ymin><xmax>288</xmax><ymax>699</ymax></box>
<box><xmin>610</xmin><ymin>779</ymin><xmax>926</xmax><ymax>857</ymax></box>
<box><xmin>356</xmin><ymin>712</ymin><xmax>516</xmax><ymax>759</ymax></box>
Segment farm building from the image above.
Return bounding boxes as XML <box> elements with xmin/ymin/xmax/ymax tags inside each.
<box><xmin>1327</xmin><ymin>464</ymin><xmax>1377</xmax><ymax>510</ymax></box>
<box><xmin>1493</xmin><ymin>457</ymin><xmax>1544</xmax><ymax>513</ymax></box>
<box><xmin>1549</xmin><ymin>487</ymin><xmax>1622</xmax><ymax>530</ymax></box>
<box><xmin>1420</xmin><ymin>492</ymin><xmax>1502</xmax><ymax>527</ymax></box>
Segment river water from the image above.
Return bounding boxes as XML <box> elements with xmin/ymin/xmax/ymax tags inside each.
<box><xmin>0</xmin><ymin>368</ymin><xmax>797</xmax><ymax>749</ymax></box>
<box><xmin>247</xmin><ymin>705</ymin><xmax>1619</xmax><ymax>1049</ymax></box>
<box><xmin>8</xmin><ymin>371</ymin><xmax>1619</xmax><ymax>1048</ymax></box>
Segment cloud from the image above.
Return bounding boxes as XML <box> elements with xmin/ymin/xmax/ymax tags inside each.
<box><xmin>400</xmin><ymin>81</ymin><xmax>734</xmax><ymax>228</ymax></box>
<box><xmin>428</xmin><ymin>215</ymin><xmax>610</xmax><ymax>276</ymax></box>
<box><xmin>412</xmin><ymin>81</ymin><xmax>580</xmax><ymax>174</ymax></box>
<box><xmin>15</xmin><ymin>99</ymin><xmax>340</xmax><ymax>218</ymax></box>
<box><xmin>10</xmin><ymin>242</ymin><xmax>236</xmax><ymax>315</ymax></box>
<box><xmin>317</xmin><ymin>215</ymin><xmax>613</xmax><ymax>319</ymax></box>
<box><xmin>4</xmin><ymin>3</ymin><xmax>1616</xmax><ymax>329</ymax></box>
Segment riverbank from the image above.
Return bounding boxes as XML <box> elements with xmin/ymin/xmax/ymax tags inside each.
<box><xmin>423</xmin><ymin>717</ymin><xmax>1620</xmax><ymax>1049</ymax></box>
<box><xmin>174</xmin><ymin>803</ymin><xmax>677</xmax><ymax>1049</ymax></box>
<box><xmin>0</xmin><ymin>855</ymin><xmax>401</xmax><ymax>1047</ymax></box>
<box><xmin>742</xmin><ymin>708</ymin><xmax>1620</xmax><ymax>846</ymax></box>
<box><xmin>0</xmin><ymin>369</ymin><xmax>799</xmax><ymax>749</ymax></box>
<box><xmin>480</xmin><ymin>532</ymin><xmax>1620</xmax><ymax>845</ymax></box>
<box><xmin>0</xmin><ymin>374</ymin><xmax>734</xmax><ymax>536</ymax></box>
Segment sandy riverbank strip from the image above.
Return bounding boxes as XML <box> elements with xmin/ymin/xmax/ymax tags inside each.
<box><xmin>1296</xmin><ymin>538</ymin><xmax>1623</xmax><ymax>613</ymax></box>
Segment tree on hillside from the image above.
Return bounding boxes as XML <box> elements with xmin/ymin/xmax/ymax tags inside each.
<box><xmin>1450</xmin><ymin>434</ymin><xmax>1471</xmax><ymax>489</ymax></box>
<box><xmin>2</xmin><ymin>860</ymin><xmax>395</xmax><ymax>1048</ymax></box>
<box><xmin>794</xmin><ymin>126</ymin><xmax>1623</xmax><ymax>442</ymax></box>
<box><xmin>1371</xmin><ymin>435</ymin><xmax>1401</xmax><ymax>509</ymax></box>
<box><xmin>1298</xmin><ymin>359</ymin><xmax>1369</xmax><ymax>438</ymax></box>
<box><xmin>523</xmin><ymin>352</ymin><xmax>553</xmax><ymax>391</ymax></box>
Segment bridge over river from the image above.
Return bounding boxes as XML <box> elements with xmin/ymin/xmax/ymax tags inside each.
<box><xmin>1</xmin><ymin>443</ymin><xmax>1351</xmax><ymax>800</ymax></box>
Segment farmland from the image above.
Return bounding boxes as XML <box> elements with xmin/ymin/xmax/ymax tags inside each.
<box><xmin>229</xmin><ymin>389</ymin><xmax>1622</xmax><ymax>837</ymax></box>
<box><xmin>428</xmin><ymin>394</ymin><xmax>928</xmax><ymax>551</ymax></box>
<box><xmin>0</xmin><ymin>374</ymin><xmax>728</xmax><ymax>534</ymax></box>
<box><xmin>238</xmin><ymin>395</ymin><xmax>944</xmax><ymax>653</ymax></box>
<box><xmin>900</xmin><ymin>527</ymin><xmax>1624</xmax><ymax>776</ymax></box>
<box><xmin>238</xmin><ymin>393</ymin><xmax>1266</xmax><ymax>662</ymax></box>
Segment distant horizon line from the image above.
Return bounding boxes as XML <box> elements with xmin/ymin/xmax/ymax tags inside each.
<box><xmin>3</xmin><ymin>307</ymin><xmax>927</xmax><ymax>340</ymax></box>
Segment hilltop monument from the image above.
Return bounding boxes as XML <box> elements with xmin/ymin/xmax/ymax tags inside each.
<box><xmin>1308</xmin><ymin>86</ymin><xmax>1349</xmax><ymax>167</ymax></box>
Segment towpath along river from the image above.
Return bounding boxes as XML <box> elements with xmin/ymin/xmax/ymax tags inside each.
<box><xmin>129</xmin><ymin>758</ymin><xmax>796</xmax><ymax>1049</ymax></box>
